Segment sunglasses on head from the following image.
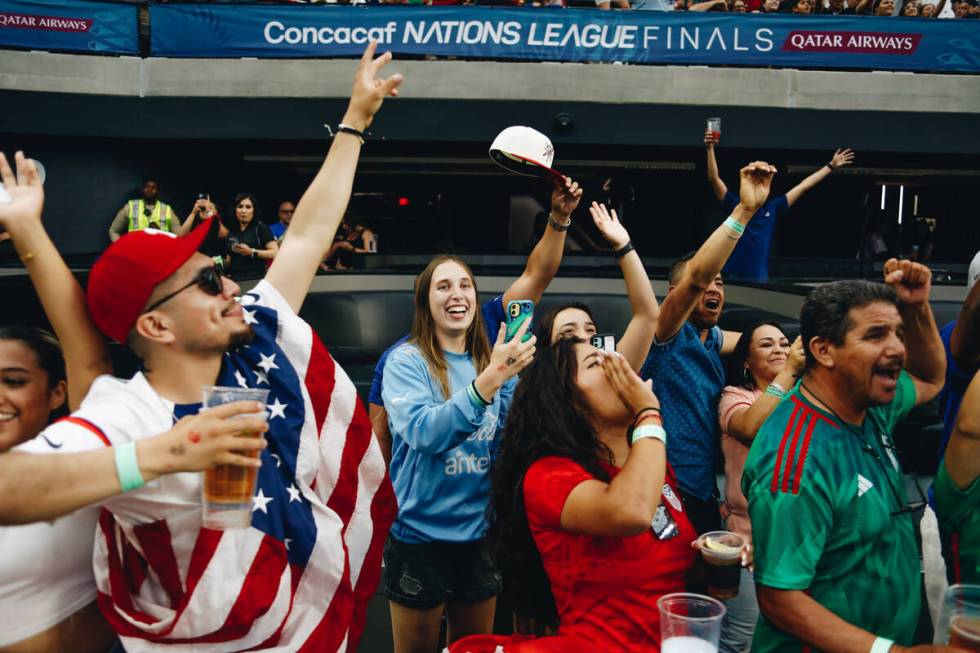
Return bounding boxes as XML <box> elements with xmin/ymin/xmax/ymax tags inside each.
<box><xmin>145</xmin><ymin>265</ymin><xmax>226</xmax><ymax>312</ymax></box>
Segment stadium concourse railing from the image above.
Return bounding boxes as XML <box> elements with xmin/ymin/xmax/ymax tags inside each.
<box><xmin>2</xmin><ymin>0</ymin><xmax>980</xmax><ymax>73</ymax></box>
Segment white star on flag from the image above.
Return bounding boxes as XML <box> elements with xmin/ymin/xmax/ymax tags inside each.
<box><xmin>268</xmin><ymin>398</ymin><xmax>287</xmax><ymax>419</ymax></box>
<box><xmin>257</xmin><ymin>353</ymin><xmax>279</xmax><ymax>373</ymax></box>
<box><xmin>286</xmin><ymin>484</ymin><xmax>301</xmax><ymax>503</ymax></box>
<box><xmin>270</xmin><ymin>453</ymin><xmax>282</xmax><ymax>468</ymax></box>
<box><xmin>253</xmin><ymin>369</ymin><xmax>269</xmax><ymax>386</ymax></box>
<box><xmin>252</xmin><ymin>488</ymin><xmax>274</xmax><ymax>513</ymax></box>
<box><xmin>243</xmin><ymin>309</ymin><xmax>258</xmax><ymax>325</ymax></box>
<box><xmin>234</xmin><ymin>370</ymin><xmax>249</xmax><ymax>388</ymax></box>
<box><xmin>284</xmin><ymin>538</ymin><xmax>292</xmax><ymax>551</ymax></box>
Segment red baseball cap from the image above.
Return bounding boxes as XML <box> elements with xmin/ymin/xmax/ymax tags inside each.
<box><xmin>87</xmin><ymin>219</ymin><xmax>214</xmax><ymax>343</ymax></box>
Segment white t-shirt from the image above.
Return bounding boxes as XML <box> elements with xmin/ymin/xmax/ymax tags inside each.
<box><xmin>0</xmin><ymin>437</ymin><xmax>101</xmax><ymax>647</ymax></box>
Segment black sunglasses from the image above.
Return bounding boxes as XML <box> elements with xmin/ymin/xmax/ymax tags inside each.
<box><xmin>145</xmin><ymin>265</ymin><xmax>226</xmax><ymax>312</ymax></box>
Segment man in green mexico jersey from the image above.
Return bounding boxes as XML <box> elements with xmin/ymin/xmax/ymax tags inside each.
<box><xmin>743</xmin><ymin>259</ymin><xmax>953</xmax><ymax>653</ymax></box>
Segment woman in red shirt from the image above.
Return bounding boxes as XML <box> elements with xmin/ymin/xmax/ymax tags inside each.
<box><xmin>454</xmin><ymin>338</ymin><xmax>697</xmax><ymax>653</ymax></box>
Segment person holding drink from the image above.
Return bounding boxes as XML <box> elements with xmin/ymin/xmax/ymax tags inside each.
<box><xmin>704</xmin><ymin>124</ymin><xmax>854</xmax><ymax>282</ymax></box>
<box><xmin>9</xmin><ymin>42</ymin><xmax>403</xmax><ymax>651</ymax></box>
<box><xmin>742</xmin><ymin>264</ymin><xmax>952</xmax><ymax>653</ymax></box>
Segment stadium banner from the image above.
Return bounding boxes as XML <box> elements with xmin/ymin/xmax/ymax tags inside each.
<box><xmin>148</xmin><ymin>4</ymin><xmax>980</xmax><ymax>73</ymax></box>
<box><xmin>0</xmin><ymin>0</ymin><xmax>138</xmax><ymax>55</ymax></box>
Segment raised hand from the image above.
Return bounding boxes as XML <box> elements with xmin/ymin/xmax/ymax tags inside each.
<box><xmin>883</xmin><ymin>258</ymin><xmax>932</xmax><ymax>307</ymax></box>
<box><xmin>738</xmin><ymin>161</ymin><xmax>777</xmax><ymax>213</ymax></box>
<box><xmin>600</xmin><ymin>349</ymin><xmax>659</xmax><ymax>415</ymax></box>
<box><xmin>830</xmin><ymin>148</ymin><xmax>855</xmax><ymax>169</ymax></box>
<box><xmin>551</xmin><ymin>176</ymin><xmax>583</xmax><ymax>222</ymax></box>
<box><xmin>155</xmin><ymin>400</ymin><xmax>269</xmax><ymax>474</ymax></box>
<box><xmin>0</xmin><ymin>152</ymin><xmax>44</xmax><ymax>233</ymax></box>
<box><xmin>487</xmin><ymin>317</ymin><xmax>537</xmax><ymax>383</ymax></box>
<box><xmin>589</xmin><ymin>201</ymin><xmax>630</xmax><ymax>250</ymax></box>
<box><xmin>787</xmin><ymin>335</ymin><xmax>806</xmax><ymax>377</ymax></box>
<box><xmin>704</xmin><ymin>128</ymin><xmax>719</xmax><ymax>147</ymax></box>
<box><xmin>343</xmin><ymin>41</ymin><xmax>403</xmax><ymax>132</ymax></box>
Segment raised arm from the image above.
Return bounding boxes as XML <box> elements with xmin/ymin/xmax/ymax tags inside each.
<box><xmin>656</xmin><ymin>161</ymin><xmax>776</xmax><ymax>342</ymax></box>
<box><xmin>502</xmin><ymin>177</ymin><xmax>581</xmax><ymax>306</ymax></box>
<box><xmin>0</xmin><ymin>152</ymin><xmax>111</xmax><ymax>409</ymax></box>
<box><xmin>705</xmin><ymin>130</ymin><xmax>729</xmax><ymax>202</ymax></box>
<box><xmin>727</xmin><ymin>337</ymin><xmax>805</xmax><ymax>444</ymax></box>
<box><xmin>0</xmin><ymin>401</ymin><xmax>267</xmax><ymax>525</ymax></box>
<box><xmin>589</xmin><ymin>201</ymin><xmax>659</xmax><ymax>371</ymax></box>
<box><xmin>265</xmin><ymin>42</ymin><xmax>402</xmax><ymax>313</ymax></box>
<box><xmin>883</xmin><ymin>258</ymin><xmax>946</xmax><ymax>405</ymax></box>
<box><xmin>950</xmin><ymin>272</ymin><xmax>980</xmax><ymax>372</ymax></box>
<box><xmin>785</xmin><ymin>149</ymin><xmax>854</xmax><ymax>207</ymax></box>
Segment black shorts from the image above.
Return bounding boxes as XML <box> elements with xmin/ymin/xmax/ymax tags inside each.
<box><xmin>383</xmin><ymin>535</ymin><xmax>503</xmax><ymax>610</ymax></box>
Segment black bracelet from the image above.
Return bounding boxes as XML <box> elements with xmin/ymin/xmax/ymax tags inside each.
<box><xmin>337</xmin><ymin>123</ymin><xmax>365</xmax><ymax>144</ymax></box>
<box><xmin>826</xmin><ymin>162</ymin><xmax>836</xmax><ymax>171</ymax></box>
<box><xmin>614</xmin><ymin>241</ymin><xmax>635</xmax><ymax>259</ymax></box>
<box><xmin>547</xmin><ymin>213</ymin><xmax>571</xmax><ymax>232</ymax></box>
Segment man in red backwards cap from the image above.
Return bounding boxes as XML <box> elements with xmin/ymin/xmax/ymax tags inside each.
<box><xmin>31</xmin><ymin>43</ymin><xmax>403</xmax><ymax>652</ymax></box>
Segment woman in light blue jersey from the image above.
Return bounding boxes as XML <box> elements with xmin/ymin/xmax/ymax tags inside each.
<box><xmin>382</xmin><ymin>254</ymin><xmax>536</xmax><ymax>653</ymax></box>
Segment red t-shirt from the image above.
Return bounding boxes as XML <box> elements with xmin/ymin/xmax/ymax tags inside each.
<box><xmin>523</xmin><ymin>456</ymin><xmax>698</xmax><ymax>652</ymax></box>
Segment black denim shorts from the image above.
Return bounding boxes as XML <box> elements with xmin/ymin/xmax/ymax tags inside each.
<box><xmin>383</xmin><ymin>535</ymin><xmax>503</xmax><ymax>610</ymax></box>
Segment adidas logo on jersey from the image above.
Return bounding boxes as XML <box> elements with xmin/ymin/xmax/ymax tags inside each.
<box><xmin>857</xmin><ymin>474</ymin><xmax>874</xmax><ymax>497</ymax></box>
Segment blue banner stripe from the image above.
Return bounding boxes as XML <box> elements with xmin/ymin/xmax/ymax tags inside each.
<box><xmin>147</xmin><ymin>4</ymin><xmax>980</xmax><ymax>73</ymax></box>
<box><xmin>0</xmin><ymin>0</ymin><xmax>137</xmax><ymax>55</ymax></box>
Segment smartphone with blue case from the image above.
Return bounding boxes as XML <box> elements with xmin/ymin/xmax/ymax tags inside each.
<box><xmin>504</xmin><ymin>300</ymin><xmax>534</xmax><ymax>343</ymax></box>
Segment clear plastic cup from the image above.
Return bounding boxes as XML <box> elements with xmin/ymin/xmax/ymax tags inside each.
<box><xmin>200</xmin><ymin>386</ymin><xmax>269</xmax><ymax>529</ymax></box>
<box><xmin>659</xmin><ymin>593</ymin><xmax>726</xmax><ymax>653</ymax></box>
<box><xmin>938</xmin><ymin>584</ymin><xmax>980</xmax><ymax>648</ymax></box>
<box><xmin>707</xmin><ymin>117</ymin><xmax>722</xmax><ymax>142</ymax></box>
<box><xmin>697</xmin><ymin>530</ymin><xmax>745</xmax><ymax>600</ymax></box>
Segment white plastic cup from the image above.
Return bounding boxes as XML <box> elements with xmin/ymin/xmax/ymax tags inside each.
<box><xmin>659</xmin><ymin>593</ymin><xmax>725</xmax><ymax>653</ymax></box>
<box><xmin>200</xmin><ymin>386</ymin><xmax>269</xmax><ymax>530</ymax></box>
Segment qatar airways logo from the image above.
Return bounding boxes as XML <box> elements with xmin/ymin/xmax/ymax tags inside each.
<box><xmin>782</xmin><ymin>30</ymin><xmax>922</xmax><ymax>55</ymax></box>
<box><xmin>0</xmin><ymin>12</ymin><xmax>92</xmax><ymax>32</ymax></box>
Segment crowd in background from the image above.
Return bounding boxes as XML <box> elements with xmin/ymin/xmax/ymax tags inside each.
<box><xmin>0</xmin><ymin>42</ymin><xmax>977</xmax><ymax>653</ymax></box>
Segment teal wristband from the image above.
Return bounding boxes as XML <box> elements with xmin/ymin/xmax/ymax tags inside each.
<box><xmin>114</xmin><ymin>441</ymin><xmax>146</xmax><ymax>493</ymax></box>
<box><xmin>466</xmin><ymin>381</ymin><xmax>491</xmax><ymax>408</ymax></box>
<box><xmin>723</xmin><ymin>216</ymin><xmax>746</xmax><ymax>236</ymax></box>
<box><xmin>870</xmin><ymin>637</ymin><xmax>894</xmax><ymax>653</ymax></box>
<box><xmin>765</xmin><ymin>382</ymin><xmax>787</xmax><ymax>399</ymax></box>
<box><xmin>632</xmin><ymin>424</ymin><xmax>667</xmax><ymax>446</ymax></box>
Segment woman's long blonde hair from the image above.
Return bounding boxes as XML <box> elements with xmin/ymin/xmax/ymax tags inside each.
<box><xmin>409</xmin><ymin>255</ymin><xmax>492</xmax><ymax>399</ymax></box>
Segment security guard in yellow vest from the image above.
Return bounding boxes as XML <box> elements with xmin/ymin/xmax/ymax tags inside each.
<box><xmin>108</xmin><ymin>179</ymin><xmax>181</xmax><ymax>242</ymax></box>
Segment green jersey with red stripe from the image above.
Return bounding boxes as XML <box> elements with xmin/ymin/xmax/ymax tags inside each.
<box><xmin>934</xmin><ymin>458</ymin><xmax>980</xmax><ymax>584</ymax></box>
<box><xmin>743</xmin><ymin>371</ymin><xmax>920</xmax><ymax>653</ymax></box>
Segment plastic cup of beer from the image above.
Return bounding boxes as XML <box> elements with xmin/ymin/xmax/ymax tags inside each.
<box><xmin>939</xmin><ymin>584</ymin><xmax>980</xmax><ymax>649</ymax></box>
<box><xmin>658</xmin><ymin>592</ymin><xmax>725</xmax><ymax>653</ymax></box>
<box><xmin>697</xmin><ymin>530</ymin><xmax>744</xmax><ymax>600</ymax></box>
<box><xmin>707</xmin><ymin>117</ymin><xmax>722</xmax><ymax>143</ymax></box>
<box><xmin>201</xmin><ymin>386</ymin><xmax>269</xmax><ymax>530</ymax></box>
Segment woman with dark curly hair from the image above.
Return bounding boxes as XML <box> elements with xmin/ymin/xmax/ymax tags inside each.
<box><xmin>453</xmin><ymin>339</ymin><xmax>697</xmax><ymax>653</ymax></box>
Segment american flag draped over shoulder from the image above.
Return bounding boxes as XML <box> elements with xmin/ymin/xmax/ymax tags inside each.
<box><xmin>93</xmin><ymin>281</ymin><xmax>396</xmax><ymax>652</ymax></box>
